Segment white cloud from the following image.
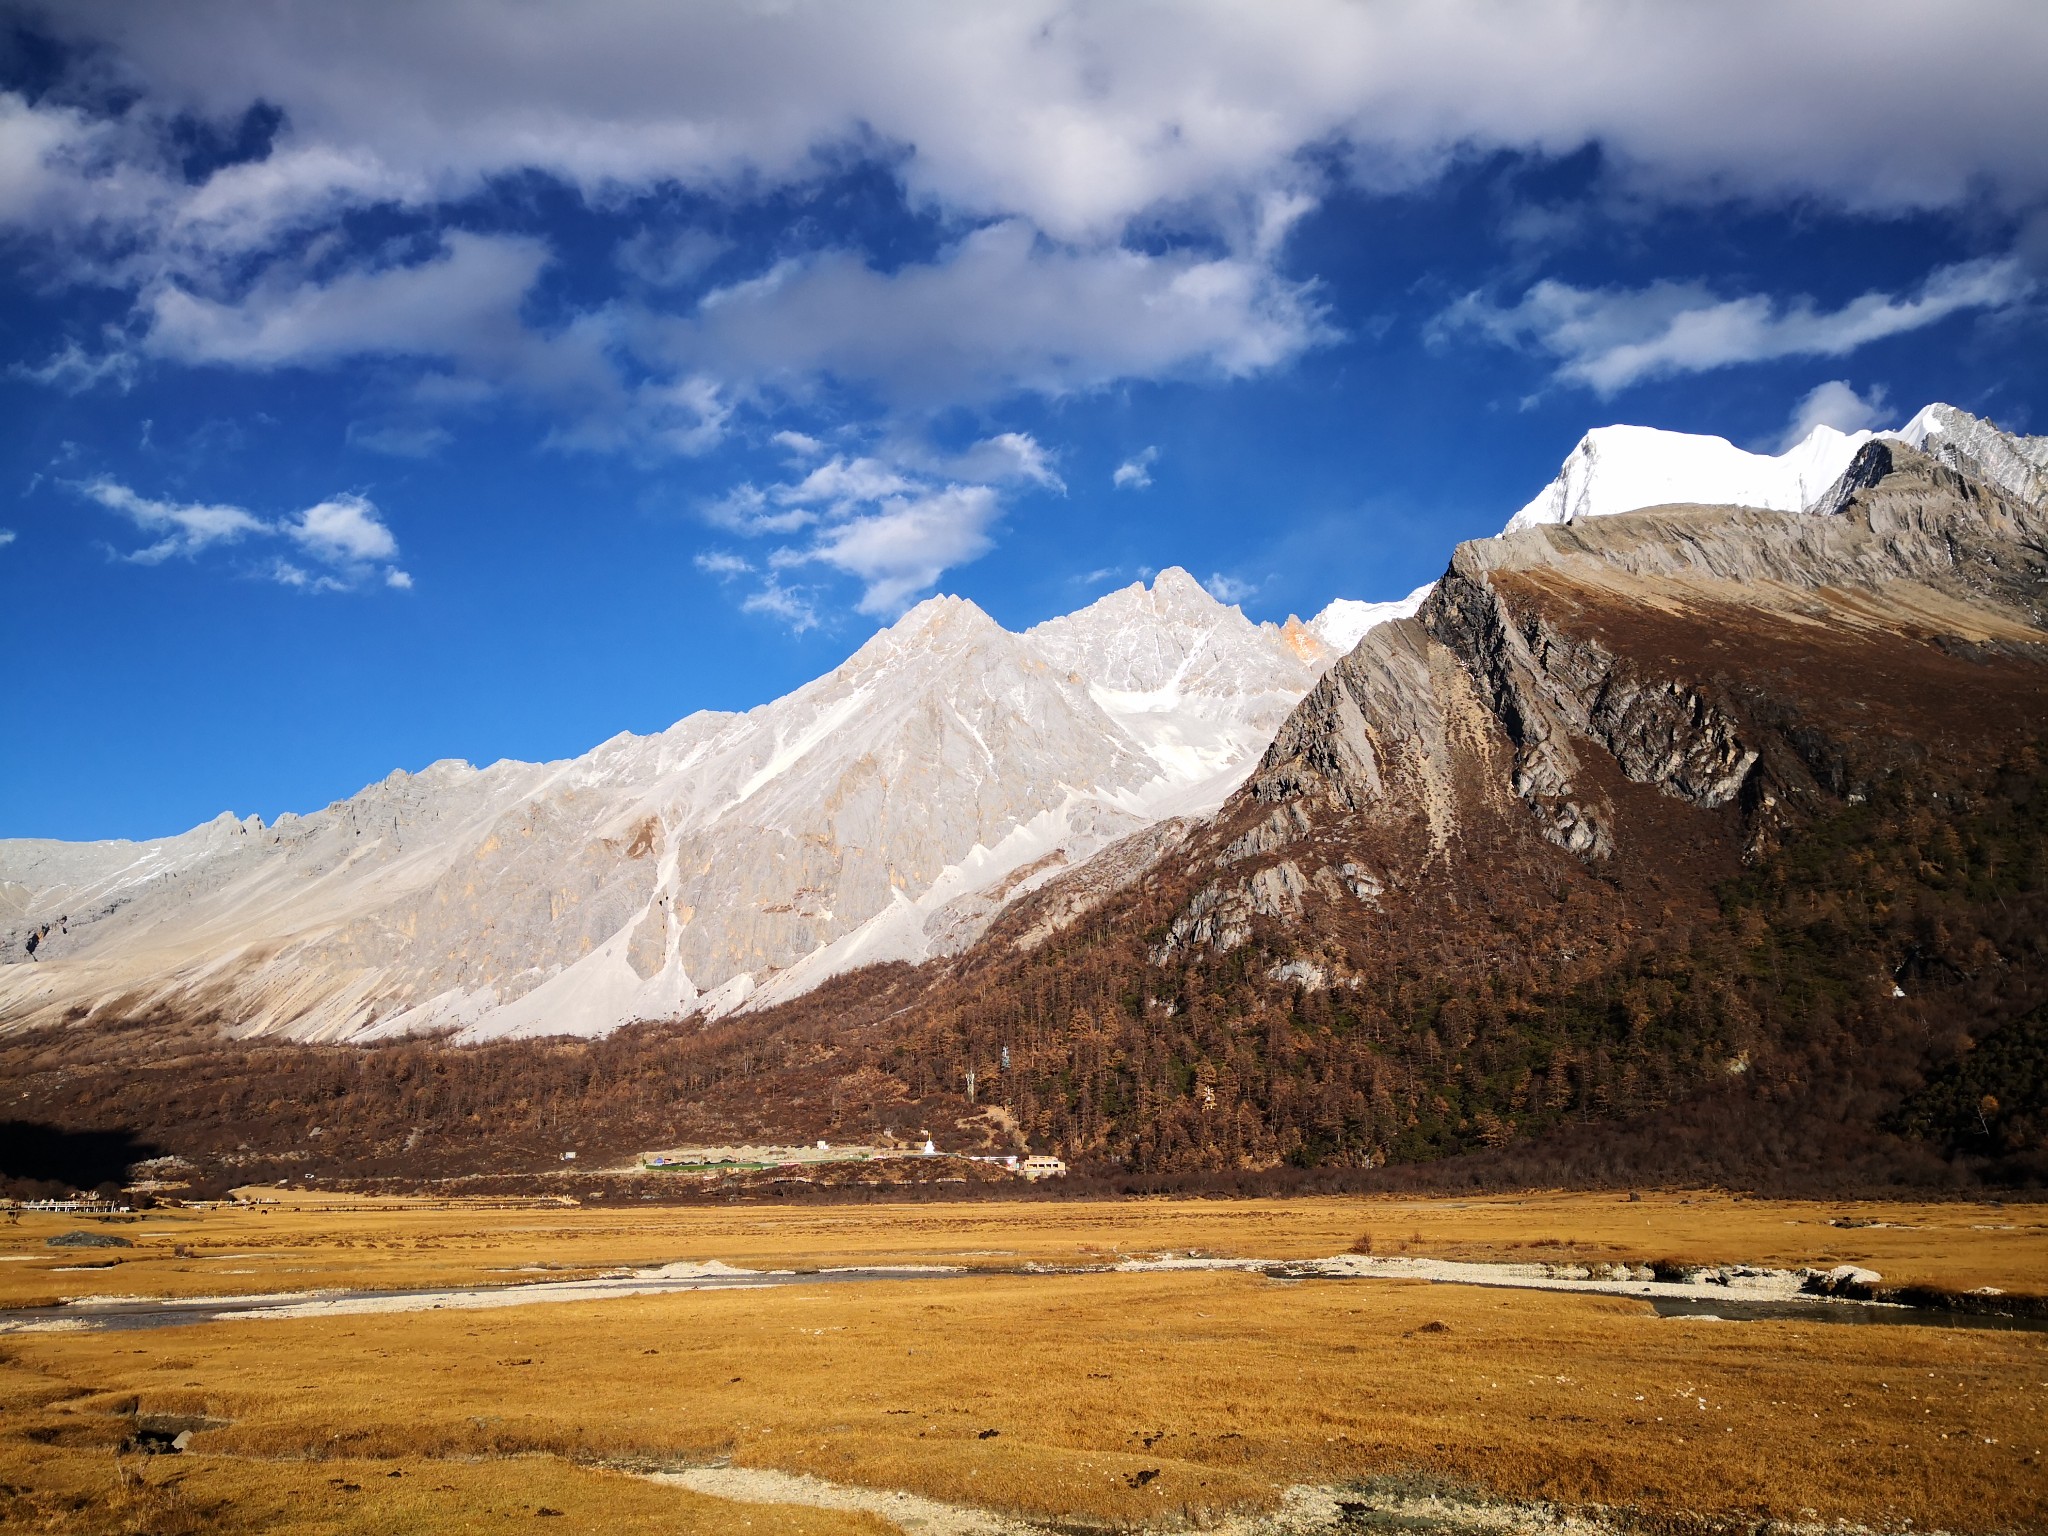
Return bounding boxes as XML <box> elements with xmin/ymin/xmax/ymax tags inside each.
<box><xmin>694</xmin><ymin>550</ymin><xmax>753</xmax><ymax>578</ymax></box>
<box><xmin>0</xmin><ymin>92</ymin><xmax>93</xmax><ymax>222</ymax></box>
<box><xmin>0</xmin><ymin>529</ymin><xmax>16</xmax><ymax>549</ymax></box>
<box><xmin>1443</xmin><ymin>257</ymin><xmax>2034</xmax><ymax>394</ymax></box>
<box><xmin>29</xmin><ymin>2</ymin><xmax>2048</xmax><ymax>245</ymax></box>
<box><xmin>143</xmin><ymin>232</ymin><xmax>553</xmax><ymax>371</ymax></box>
<box><xmin>268</xmin><ymin>557</ymin><xmax>345</xmax><ymax>592</ymax></box>
<box><xmin>1777</xmin><ymin>380</ymin><xmax>1890</xmax><ymax>451</ymax></box>
<box><xmin>771</xmin><ymin>430</ymin><xmax>826</xmax><ymax>457</ymax></box>
<box><xmin>12</xmin><ymin>2</ymin><xmax>2048</xmax><ymax>454</ymax></box>
<box><xmin>73</xmin><ymin>477</ymin><xmax>408</xmax><ymax>589</ymax></box>
<box><xmin>79</xmin><ymin>477</ymin><xmax>270</xmax><ymax>563</ymax></box>
<box><xmin>168</xmin><ymin>142</ymin><xmax>428</xmax><ymax>258</ymax></box>
<box><xmin>670</xmin><ymin>221</ymin><xmax>1326</xmax><ymax>403</ymax></box>
<box><xmin>939</xmin><ymin>432</ymin><xmax>1064</xmax><ymax>491</ymax></box>
<box><xmin>9</xmin><ymin>338</ymin><xmax>139</xmax><ymax>394</ymax></box>
<box><xmin>284</xmin><ymin>493</ymin><xmax>398</xmax><ymax>563</ymax></box>
<box><xmin>780</xmin><ymin>456</ymin><xmax>917</xmax><ymax>515</ymax></box>
<box><xmin>699</xmin><ymin>430</ymin><xmax>1061</xmax><ymax>622</ymax></box>
<box><xmin>797</xmin><ymin>483</ymin><xmax>1002</xmax><ymax>617</ymax></box>
<box><xmin>740</xmin><ymin>577</ymin><xmax>820</xmax><ymax>633</ymax></box>
<box><xmin>1202</xmin><ymin>572</ymin><xmax>1258</xmax><ymax>604</ymax></box>
<box><xmin>702</xmin><ymin>485</ymin><xmax>782</xmax><ymax>536</ymax></box>
<box><xmin>1113</xmin><ymin>447</ymin><xmax>1159</xmax><ymax>489</ymax></box>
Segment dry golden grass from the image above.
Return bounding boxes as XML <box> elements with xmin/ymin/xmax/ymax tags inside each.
<box><xmin>5</xmin><ymin>1261</ymin><xmax>2046</xmax><ymax>1533</ymax></box>
<box><xmin>0</xmin><ymin>1425</ymin><xmax>892</xmax><ymax>1536</ymax></box>
<box><xmin>4</xmin><ymin>1188</ymin><xmax>2043</xmax><ymax>1309</ymax></box>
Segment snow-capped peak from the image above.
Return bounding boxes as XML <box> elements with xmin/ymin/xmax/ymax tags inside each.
<box><xmin>1308</xmin><ymin>583</ymin><xmax>1436</xmax><ymax>655</ymax></box>
<box><xmin>1891</xmin><ymin>402</ymin><xmax>1953</xmax><ymax>447</ymax></box>
<box><xmin>1028</xmin><ymin>567</ymin><xmax>1270</xmax><ymax>696</ymax></box>
<box><xmin>5</xmin><ymin>560</ymin><xmax>1356</xmax><ymax>1046</ymax></box>
<box><xmin>1504</xmin><ymin>421</ymin><xmax>1877</xmax><ymax>535</ymax></box>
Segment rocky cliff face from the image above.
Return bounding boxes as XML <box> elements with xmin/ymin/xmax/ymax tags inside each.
<box><xmin>1239</xmin><ymin>427</ymin><xmax>2048</xmax><ymax>883</ymax></box>
<box><xmin>1894</xmin><ymin>401</ymin><xmax>2048</xmax><ymax>510</ymax></box>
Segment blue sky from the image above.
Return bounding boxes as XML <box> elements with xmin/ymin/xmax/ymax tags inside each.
<box><xmin>3</xmin><ymin>1</ymin><xmax>2045</xmax><ymax>840</ymax></box>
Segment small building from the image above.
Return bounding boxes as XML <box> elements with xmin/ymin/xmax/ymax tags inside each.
<box><xmin>1020</xmin><ymin>1156</ymin><xmax>1066</xmax><ymax>1180</ymax></box>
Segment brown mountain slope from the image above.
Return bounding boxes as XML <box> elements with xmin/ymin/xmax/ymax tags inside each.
<box><xmin>905</xmin><ymin>441</ymin><xmax>2048</xmax><ymax>1181</ymax></box>
<box><xmin>697</xmin><ymin>438</ymin><xmax>2048</xmax><ymax>1186</ymax></box>
<box><xmin>5</xmin><ymin>441</ymin><xmax>2048</xmax><ymax>1197</ymax></box>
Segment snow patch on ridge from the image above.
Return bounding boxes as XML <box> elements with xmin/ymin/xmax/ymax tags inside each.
<box><xmin>732</xmin><ymin>685</ymin><xmax>874</xmax><ymax>806</ymax></box>
<box><xmin>1308</xmin><ymin>583</ymin><xmax>1436</xmax><ymax>654</ymax></box>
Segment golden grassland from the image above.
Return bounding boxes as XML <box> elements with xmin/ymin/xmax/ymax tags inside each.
<box><xmin>3</xmin><ymin>1192</ymin><xmax>2046</xmax><ymax>1534</ymax></box>
<box><xmin>5</xmin><ymin>1270</ymin><xmax>2045</xmax><ymax>1533</ymax></box>
<box><xmin>4</xmin><ymin>1187</ymin><xmax>2045</xmax><ymax>1309</ymax></box>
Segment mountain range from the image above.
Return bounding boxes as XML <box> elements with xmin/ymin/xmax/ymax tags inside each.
<box><xmin>2</xmin><ymin>567</ymin><xmax>1360</xmax><ymax>1040</ymax></box>
<box><xmin>6</xmin><ymin>400</ymin><xmax>2047</xmax><ymax>1193</ymax></box>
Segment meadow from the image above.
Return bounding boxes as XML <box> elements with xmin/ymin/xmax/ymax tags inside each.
<box><xmin>2</xmin><ymin>1191</ymin><xmax>2044</xmax><ymax>1534</ymax></box>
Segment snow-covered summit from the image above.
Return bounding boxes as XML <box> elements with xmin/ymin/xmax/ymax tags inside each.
<box><xmin>1308</xmin><ymin>583</ymin><xmax>1436</xmax><ymax>654</ymax></box>
<box><xmin>1503</xmin><ymin>402</ymin><xmax>2048</xmax><ymax>539</ymax></box>
<box><xmin>1504</xmin><ymin>421</ymin><xmax>1877</xmax><ymax>534</ymax></box>
<box><xmin>1031</xmin><ymin>566</ymin><xmax>1316</xmax><ymax>700</ymax></box>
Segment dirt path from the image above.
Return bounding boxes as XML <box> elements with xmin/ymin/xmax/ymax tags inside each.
<box><xmin>643</xmin><ymin>1466</ymin><xmax>1664</xmax><ymax>1535</ymax></box>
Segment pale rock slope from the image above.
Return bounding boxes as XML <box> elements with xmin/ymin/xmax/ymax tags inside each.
<box><xmin>747</xmin><ymin>569</ymin><xmax>1341</xmax><ymax>1009</ymax></box>
<box><xmin>0</xmin><ymin>569</ymin><xmax>1384</xmax><ymax>1042</ymax></box>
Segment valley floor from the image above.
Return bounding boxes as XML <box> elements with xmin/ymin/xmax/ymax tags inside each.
<box><xmin>0</xmin><ymin>1192</ymin><xmax>2043</xmax><ymax>1533</ymax></box>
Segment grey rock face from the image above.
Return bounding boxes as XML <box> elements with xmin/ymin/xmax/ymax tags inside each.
<box><xmin>1150</xmin><ymin>859</ymin><xmax>1308</xmax><ymax>962</ymax></box>
<box><xmin>1894</xmin><ymin>402</ymin><xmax>2048</xmax><ymax>511</ymax></box>
<box><xmin>1239</xmin><ymin>428</ymin><xmax>2048</xmax><ymax>875</ymax></box>
<box><xmin>1216</xmin><ymin>804</ymin><xmax>1311</xmax><ymax>867</ymax></box>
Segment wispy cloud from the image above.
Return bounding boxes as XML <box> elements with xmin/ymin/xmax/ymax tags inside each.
<box><xmin>347</xmin><ymin>420</ymin><xmax>454</xmax><ymax>459</ymax></box>
<box><xmin>0</xmin><ymin>529</ymin><xmax>16</xmax><ymax>550</ymax></box>
<box><xmin>665</xmin><ymin>221</ymin><xmax>1328</xmax><ymax>407</ymax></box>
<box><xmin>935</xmin><ymin>432</ymin><xmax>1065</xmax><ymax>492</ymax></box>
<box><xmin>1113</xmin><ymin>446</ymin><xmax>1159</xmax><ymax>489</ymax></box>
<box><xmin>143</xmin><ymin>232</ymin><xmax>555</xmax><ymax>372</ymax></box>
<box><xmin>1202</xmin><ymin>572</ymin><xmax>1258</xmax><ymax>604</ymax></box>
<box><xmin>1440</xmin><ymin>257</ymin><xmax>2033</xmax><ymax>394</ymax></box>
<box><xmin>74</xmin><ymin>478</ymin><xmax>411</xmax><ymax>591</ymax></box>
<box><xmin>79</xmin><ymin>478</ymin><xmax>270</xmax><ymax>564</ymax></box>
<box><xmin>740</xmin><ymin>577</ymin><xmax>820</xmax><ymax>633</ymax></box>
<box><xmin>694</xmin><ymin>550</ymin><xmax>754</xmax><ymax>578</ymax></box>
<box><xmin>9</xmin><ymin>338</ymin><xmax>139</xmax><ymax>395</ymax></box>
<box><xmin>700</xmin><ymin>430</ymin><xmax>1060</xmax><ymax>624</ymax></box>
